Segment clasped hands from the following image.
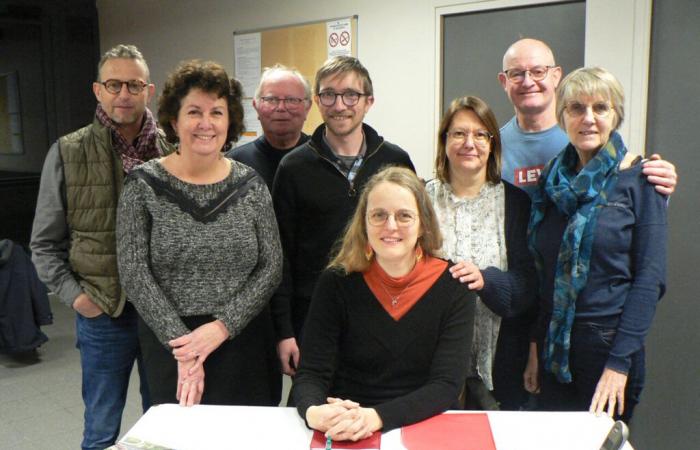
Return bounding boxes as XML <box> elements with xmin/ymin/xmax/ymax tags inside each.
<box><xmin>168</xmin><ymin>319</ymin><xmax>230</xmax><ymax>407</ymax></box>
<box><xmin>306</xmin><ymin>397</ymin><xmax>383</xmax><ymax>442</ymax></box>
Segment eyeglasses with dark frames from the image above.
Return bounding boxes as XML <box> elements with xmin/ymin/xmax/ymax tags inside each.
<box><xmin>317</xmin><ymin>90</ymin><xmax>367</xmax><ymax>107</ymax></box>
<box><xmin>99</xmin><ymin>79</ymin><xmax>149</xmax><ymax>95</ymax></box>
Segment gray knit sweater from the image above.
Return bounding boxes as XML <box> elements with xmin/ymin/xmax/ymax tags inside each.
<box><xmin>116</xmin><ymin>159</ymin><xmax>282</xmax><ymax>345</ymax></box>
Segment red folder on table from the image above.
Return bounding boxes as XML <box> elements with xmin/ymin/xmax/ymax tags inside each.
<box><xmin>310</xmin><ymin>430</ymin><xmax>381</xmax><ymax>449</ymax></box>
<box><xmin>401</xmin><ymin>413</ymin><xmax>496</xmax><ymax>450</ymax></box>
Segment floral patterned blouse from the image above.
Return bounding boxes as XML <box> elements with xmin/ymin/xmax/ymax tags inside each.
<box><xmin>426</xmin><ymin>179</ymin><xmax>507</xmax><ymax>390</ymax></box>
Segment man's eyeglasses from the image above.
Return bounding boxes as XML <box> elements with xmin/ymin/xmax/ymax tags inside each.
<box><xmin>259</xmin><ymin>96</ymin><xmax>307</xmax><ymax>108</ymax></box>
<box><xmin>367</xmin><ymin>209</ymin><xmax>417</xmax><ymax>228</ymax></box>
<box><xmin>502</xmin><ymin>65</ymin><xmax>557</xmax><ymax>83</ymax></box>
<box><xmin>100</xmin><ymin>79</ymin><xmax>149</xmax><ymax>95</ymax></box>
<box><xmin>446</xmin><ymin>129</ymin><xmax>493</xmax><ymax>146</ymax></box>
<box><xmin>317</xmin><ymin>90</ymin><xmax>367</xmax><ymax>107</ymax></box>
<box><xmin>565</xmin><ymin>101</ymin><xmax>613</xmax><ymax>118</ymax></box>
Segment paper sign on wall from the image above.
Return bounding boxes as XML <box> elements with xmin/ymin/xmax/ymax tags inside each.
<box><xmin>237</xmin><ymin>100</ymin><xmax>262</xmax><ymax>146</ymax></box>
<box><xmin>326</xmin><ymin>18</ymin><xmax>352</xmax><ymax>58</ymax></box>
<box><xmin>234</xmin><ymin>33</ymin><xmax>262</xmax><ymax>146</ymax></box>
<box><xmin>233</xmin><ymin>32</ymin><xmax>261</xmax><ymax>98</ymax></box>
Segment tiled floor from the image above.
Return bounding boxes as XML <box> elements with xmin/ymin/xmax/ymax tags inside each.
<box><xmin>0</xmin><ymin>296</ymin><xmax>292</xmax><ymax>450</ymax></box>
<box><xmin>0</xmin><ymin>296</ymin><xmax>144</xmax><ymax>450</ymax></box>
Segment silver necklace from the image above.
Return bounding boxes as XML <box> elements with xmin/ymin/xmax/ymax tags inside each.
<box><xmin>378</xmin><ymin>281</ymin><xmax>410</xmax><ymax>308</ymax></box>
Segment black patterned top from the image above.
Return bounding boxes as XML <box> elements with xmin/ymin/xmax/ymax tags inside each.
<box><xmin>116</xmin><ymin>159</ymin><xmax>282</xmax><ymax>345</ymax></box>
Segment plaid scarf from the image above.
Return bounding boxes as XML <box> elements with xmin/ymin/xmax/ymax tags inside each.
<box><xmin>528</xmin><ymin>131</ymin><xmax>626</xmax><ymax>383</ymax></box>
<box><xmin>95</xmin><ymin>104</ymin><xmax>162</xmax><ymax>173</ymax></box>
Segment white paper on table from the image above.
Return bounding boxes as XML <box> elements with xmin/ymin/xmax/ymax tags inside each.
<box><xmin>120</xmin><ymin>404</ymin><xmax>312</xmax><ymax>450</ymax></box>
<box><xmin>488</xmin><ymin>411</ymin><xmax>634</xmax><ymax>450</ymax></box>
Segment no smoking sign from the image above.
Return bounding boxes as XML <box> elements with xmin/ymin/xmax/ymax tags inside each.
<box><xmin>326</xmin><ymin>18</ymin><xmax>352</xmax><ymax>57</ymax></box>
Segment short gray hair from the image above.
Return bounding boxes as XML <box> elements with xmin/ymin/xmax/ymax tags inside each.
<box><xmin>254</xmin><ymin>64</ymin><xmax>311</xmax><ymax>100</ymax></box>
<box><xmin>556</xmin><ymin>66</ymin><xmax>625</xmax><ymax>130</ymax></box>
<box><xmin>97</xmin><ymin>44</ymin><xmax>150</xmax><ymax>81</ymax></box>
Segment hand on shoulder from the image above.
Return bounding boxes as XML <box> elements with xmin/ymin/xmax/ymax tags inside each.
<box><xmin>641</xmin><ymin>153</ymin><xmax>677</xmax><ymax>195</ymax></box>
<box><xmin>619</xmin><ymin>151</ymin><xmax>642</xmax><ymax>170</ymax></box>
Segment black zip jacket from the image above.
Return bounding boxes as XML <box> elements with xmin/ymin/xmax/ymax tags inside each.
<box><xmin>271</xmin><ymin>123</ymin><xmax>415</xmax><ymax>339</ymax></box>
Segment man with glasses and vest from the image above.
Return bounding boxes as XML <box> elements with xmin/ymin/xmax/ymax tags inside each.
<box><xmin>494</xmin><ymin>38</ymin><xmax>677</xmax><ymax>412</ymax></box>
<box><xmin>271</xmin><ymin>56</ymin><xmax>414</xmax><ymax>382</ymax></box>
<box><xmin>31</xmin><ymin>44</ymin><xmax>170</xmax><ymax>450</ymax></box>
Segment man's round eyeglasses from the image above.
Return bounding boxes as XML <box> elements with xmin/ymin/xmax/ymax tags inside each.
<box><xmin>565</xmin><ymin>101</ymin><xmax>613</xmax><ymax>118</ymax></box>
<box><xmin>367</xmin><ymin>209</ymin><xmax>417</xmax><ymax>228</ymax></box>
<box><xmin>446</xmin><ymin>129</ymin><xmax>493</xmax><ymax>146</ymax></box>
<box><xmin>259</xmin><ymin>96</ymin><xmax>307</xmax><ymax>108</ymax></box>
<box><xmin>502</xmin><ymin>65</ymin><xmax>556</xmax><ymax>83</ymax></box>
<box><xmin>100</xmin><ymin>79</ymin><xmax>148</xmax><ymax>95</ymax></box>
<box><xmin>317</xmin><ymin>90</ymin><xmax>367</xmax><ymax>107</ymax></box>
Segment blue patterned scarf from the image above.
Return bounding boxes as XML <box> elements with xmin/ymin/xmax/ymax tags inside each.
<box><xmin>528</xmin><ymin>131</ymin><xmax>627</xmax><ymax>383</ymax></box>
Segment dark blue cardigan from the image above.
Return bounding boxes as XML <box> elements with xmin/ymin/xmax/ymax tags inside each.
<box><xmin>533</xmin><ymin>161</ymin><xmax>667</xmax><ymax>373</ymax></box>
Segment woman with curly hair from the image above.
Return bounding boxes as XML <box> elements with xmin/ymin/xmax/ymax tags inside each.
<box><xmin>117</xmin><ymin>60</ymin><xmax>282</xmax><ymax>406</ymax></box>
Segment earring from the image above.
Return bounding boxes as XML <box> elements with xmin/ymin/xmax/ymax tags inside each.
<box><xmin>365</xmin><ymin>244</ymin><xmax>374</xmax><ymax>261</ymax></box>
<box><xmin>415</xmin><ymin>245</ymin><xmax>424</xmax><ymax>262</ymax></box>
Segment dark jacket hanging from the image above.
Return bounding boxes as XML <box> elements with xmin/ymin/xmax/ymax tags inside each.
<box><xmin>0</xmin><ymin>239</ymin><xmax>53</xmax><ymax>352</ymax></box>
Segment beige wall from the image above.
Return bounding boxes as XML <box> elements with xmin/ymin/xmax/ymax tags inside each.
<box><xmin>97</xmin><ymin>0</ymin><xmax>650</xmax><ymax>177</ymax></box>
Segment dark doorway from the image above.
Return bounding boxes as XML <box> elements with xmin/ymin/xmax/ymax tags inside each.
<box><xmin>633</xmin><ymin>1</ymin><xmax>700</xmax><ymax>449</ymax></box>
<box><xmin>442</xmin><ymin>1</ymin><xmax>585</xmax><ymax>123</ymax></box>
<box><xmin>0</xmin><ymin>0</ymin><xmax>99</xmax><ymax>248</ymax></box>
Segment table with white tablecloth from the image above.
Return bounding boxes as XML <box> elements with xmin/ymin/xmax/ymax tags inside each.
<box><xmin>117</xmin><ymin>404</ymin><xmax>633</xmax><ymax>449</ymax></box>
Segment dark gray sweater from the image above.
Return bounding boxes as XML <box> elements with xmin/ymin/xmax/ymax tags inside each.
<box><xmin>117</xmin><ymin>159</ymin><xmax>282</xmax><ymax>345</ymax></box>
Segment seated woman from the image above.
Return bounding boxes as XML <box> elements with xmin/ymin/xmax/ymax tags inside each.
<box><xmin>528</xmin><ymin>67</ymin><xmax>667</xmax><ymax>421</ymax></box>
<box><xmin>293</xmin><ymin>166</ymin><xmax>475</xmax><ymax>441</ymax></box>
<box><xmin>117</xmin><ymin>60</ymin><xmax>282</xmax><ymax>406</ymax></box>
<box><xmin>426</xmin><ymin>96</ymin><xmax>537</xmax><ymax>411</ymax></box>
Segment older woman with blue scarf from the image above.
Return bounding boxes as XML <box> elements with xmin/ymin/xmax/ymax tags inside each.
<box><xmin>528</xmin><ymin>67</ymin><xmax>666</xmax><ymax>422</ymax></box>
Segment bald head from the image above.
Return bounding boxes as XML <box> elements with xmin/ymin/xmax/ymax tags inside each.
<box><xmin>502</xmin><ymin>38</ymin><xmax>556</xmax><ymax>71</ymax></box>
<box><xmin>498</xmin><ymin>38</ymin><xmax>562</xmax><ymax>131</ymax></box>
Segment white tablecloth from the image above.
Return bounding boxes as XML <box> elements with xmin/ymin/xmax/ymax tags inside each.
<box><xmin>118</xmin><ymin>404</ymin><xmax>634</xmax><ymax>449</ymax></box>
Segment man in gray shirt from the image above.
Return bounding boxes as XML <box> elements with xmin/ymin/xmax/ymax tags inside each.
<box><xmin>30</xmin><ymin>44</ymin><xmax>170</xmax><ymax>450</ymax></box>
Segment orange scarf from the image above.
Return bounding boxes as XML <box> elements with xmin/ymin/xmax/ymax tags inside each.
<box><xmin>363</xmin><ymin>255</ymin><xmax>448</xmax><ymax>321</ymax></box>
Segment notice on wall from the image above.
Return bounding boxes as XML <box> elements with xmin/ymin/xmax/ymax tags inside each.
<box><xmin>0</xmin><ymin>71</ymin><xmax>23</xmax><ymax>154</ymax></box>
<box><xmin>234</xmin><ymin>32</ymin><xmax>261</xmax><ymax>98</ymax></box>
<box><xmin>326</xmin><ymin>18</ymin><xmax>352</xmax><ymax>58</ymax></box>
<box><xmin>237</xmin><ymin>100</ymin><xmax>262</xmax><ymax>147</ymax></box>
<box><xmin>234</xmin><ymin>32</ymin><xmax>262</xmax><ymax>147</ymax></box>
